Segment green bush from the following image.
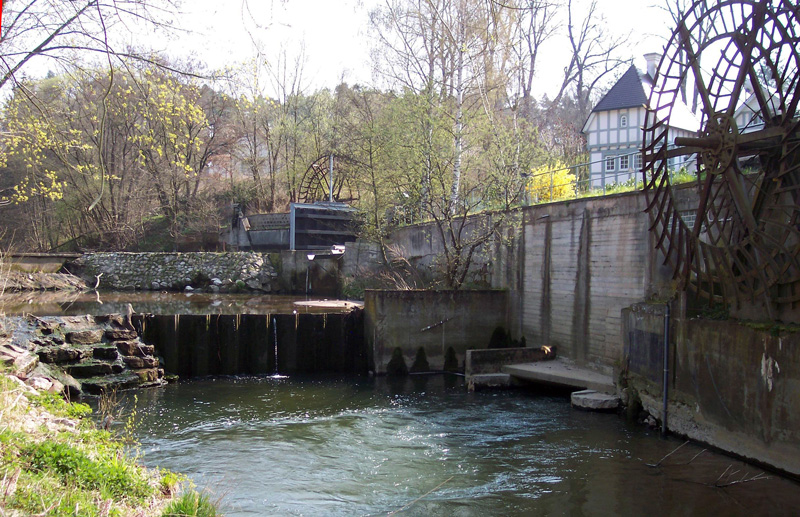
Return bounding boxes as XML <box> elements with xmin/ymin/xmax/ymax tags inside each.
<box><xmin>162</xmin><ymin>490</ymin><xmax>221</xmax><ymax>517</ymax></box>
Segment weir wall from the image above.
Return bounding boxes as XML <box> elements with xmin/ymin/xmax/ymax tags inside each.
<box><xmin>364</xmin><ymin>290</ymin><xmax>508</xmax><ymax>374</ymax></box>
<box><xmin>137</xmin><ymin>311</ymin><xmax>366</xmax><ymax>377</ymax></box>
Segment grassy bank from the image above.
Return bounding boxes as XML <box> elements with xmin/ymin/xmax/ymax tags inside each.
<box><xmin>0</xmin><ymin>374</ymin><xmax>219</xmax><ymax>516</ymax></box>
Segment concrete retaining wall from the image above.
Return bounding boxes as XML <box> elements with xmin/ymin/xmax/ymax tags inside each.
<box><xmin>623</xmin><ymin>303</ymin><xmax>800</xmax><ymax>476</ymax></box>
<box><xmin>519</xmin><ymin>193</ymin><xmax>672</xmax><ymax>373</ymax></box>
<box><xmin>364</xmin><ymin>290</ymin><xmax>509</xmax><ymax>374</ymax></box>
<box><xmin>277</xmin><ymin>250</ymin><xmax>341</xmax><ymax>296</ymax></box>
<box><xmin>386</xmin><ymin>191</ymin><xmax>674</xmax><ymax>374</ymax></box>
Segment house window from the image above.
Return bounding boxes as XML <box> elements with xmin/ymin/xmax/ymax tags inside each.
<box><xmin>634</xmin><ymin>153</ymin><xmax>642</xmax><ymax>170</ymax></box>
<box><xmin>620</xmin><ymin>155</ymin><xmax>630</xmax><ymax>170</ymax></box>
<box><xmin>620</xmin><ymin>114</ymin><xmax>628</xmax><ymax>128</ymax></box>
<box><xmin>605</xmin><ymin>156</ymin><xmax>616</xmax><ymax>172</ymax></box>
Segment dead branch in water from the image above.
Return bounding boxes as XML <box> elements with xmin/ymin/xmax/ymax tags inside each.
<box><xmin>646</xmin><ymin>440</ymin><xmax>690</xmax><ymax>467</ymax></box>
<box><xmin>387</xmin><ymin>476</ymin><xmax>454</xmax><ymax>515</ymax></box>
<box><xmin>713</xmin><ymin>465</ymin><xmax>770</xmax><ymax>488</ymax></box>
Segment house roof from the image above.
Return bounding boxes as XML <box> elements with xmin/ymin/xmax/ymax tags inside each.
<box><xmin>582</xmin><ymin>63</ymin><xmax>701</xmax><ymax>134</ymax></box>
<box><xmin>591</xmin><ymin>65</ymin><xmax>649</xmax><ymax>112</ymax></box>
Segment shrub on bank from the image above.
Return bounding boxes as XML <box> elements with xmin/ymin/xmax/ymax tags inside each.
<box><xmin>162</xmin><ymin>491</ymin><xmax>221</xmax><ymax>517</ymax></box>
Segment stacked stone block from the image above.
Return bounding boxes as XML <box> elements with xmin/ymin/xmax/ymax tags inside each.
<box><xmin>16</xmin><ymin>315</ymin><xmax>165</xmax><ymax>396</ymax></box>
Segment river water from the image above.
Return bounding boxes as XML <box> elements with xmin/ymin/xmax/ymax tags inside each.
<box><xmin>0</xmin><ymin>291</ymin><xmax>356</xmax><ymax>316</ymax></box>
<box><xmin>127</xmin><ymin>375</ymin><xmax>800</xmax><ymax>516</ymax></box>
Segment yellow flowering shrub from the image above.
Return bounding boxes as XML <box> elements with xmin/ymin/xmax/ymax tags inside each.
<box><xmin>526</xmin><ymin>161</ymin><xmax>576</xmax><ymax>202</ymax></box>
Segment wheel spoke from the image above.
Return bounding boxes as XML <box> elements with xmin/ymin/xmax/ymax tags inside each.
<box><xmin>725</xmin><ymin>2</ymin><xmax>768</xmax><ymax>119</ymax></box>
<box><xmin>679</xmin><ymin>22</ymin><xmax>715</xmax><ymax>119</ymax></box>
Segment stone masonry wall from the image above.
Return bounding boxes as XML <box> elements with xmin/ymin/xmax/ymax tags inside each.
<box><xmin>70</xmin><ymin>252</ymin><xmax>277</xmax><ymax>292</ymax></box>
<box><xmin>1</xmin><ymin>314</ymin><xmax>165</xmax><ymax>398</ymax></box>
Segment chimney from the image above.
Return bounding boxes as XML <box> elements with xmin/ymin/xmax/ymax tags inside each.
<box><xmin>644</xmin><ymin>53</ymin><xmax>660</xmax><ymax>79</ymax></box>
<box><xmin>744</xmin><ymin>77</ymin><xmax>754</xmax><ymax>96</ymax></box>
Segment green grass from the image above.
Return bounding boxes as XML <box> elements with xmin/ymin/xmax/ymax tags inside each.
<box><xmin>0</xmin><ymin>374</ymin><xmax>206</xmax><ymax>516</ymax></box>
<box><xmin>669</xmin><ymin>168</ymin><xmax>698</xmax><ymax>185</ymax></box>
<box><xmin>161</xmin><ymin>491</ymin><xmax>221</xmax><ymax>517</ymax></box>
<box><xmin>22</xmin><ymin>439</ymin><xmax>153</xmax><ymax>500</ymax></box>
<box><xmin>30</xmin><ymin>390</ymin><xmax>93</xmax><ymax>419</ymax></box>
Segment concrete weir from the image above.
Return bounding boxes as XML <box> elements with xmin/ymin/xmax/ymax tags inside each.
<box><xmin>136</xmin><ymin>310</ymin><xmax>366</xmax><ymax>377</ymax></box>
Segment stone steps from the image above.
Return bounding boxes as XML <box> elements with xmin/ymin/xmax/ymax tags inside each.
<box><xmin>571</xmin><ymin>389</ymin><xmax>620</xmax><ymax>411</ymax></box>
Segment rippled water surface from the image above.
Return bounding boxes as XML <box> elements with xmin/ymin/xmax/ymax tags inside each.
<box><xmin>128</xmin><ymin>376</ymin><xmax>800</xmax><ymax>516</ymax></box>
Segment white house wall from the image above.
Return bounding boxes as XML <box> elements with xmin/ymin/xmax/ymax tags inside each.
<box><xmin>585</xmin><ymin>108</ymin><xmax>699</xmax><ymax>189</ymax></box>
<box><xmin>585</xmin><ymin>107</ymin><xmax>647</xmax><ymax>187</ymax></box>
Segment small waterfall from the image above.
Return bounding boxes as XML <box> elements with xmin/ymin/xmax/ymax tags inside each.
<box><xmin>271</xmin><ymin>316</ymin><xmax>287</xmax><ymax>379</ymax></box>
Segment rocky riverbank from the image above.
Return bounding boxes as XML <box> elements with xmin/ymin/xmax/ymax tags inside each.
<box><xmin>1</xmin><ymin>313</ymin><xmax>165</xmax><ymax>399</ymax></box>
<box><xmin>2</xmin><ymin>270</ymin><xmax>87</xmax><ymax>291</ymax></box>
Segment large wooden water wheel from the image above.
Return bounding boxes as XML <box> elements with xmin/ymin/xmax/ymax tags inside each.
<box><xmin>643</xmin><ymin>0</ymin><xmax>800</xmax><ymax>321</ymax></box>
<box><xmin>298</xmin><ymin>154</ymin><xmax>359</xmax><ymax>204</ymax></box>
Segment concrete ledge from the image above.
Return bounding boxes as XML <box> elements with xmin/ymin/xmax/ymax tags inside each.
<box><xmin>571</xmin><ymin>389</ymin><xmax>620</xmax><ymax>411</ymax></box>
<box><xmin>467</xmin><ymin>373</ymin><xmax>511</xmax><ymax>391</ymax></box>
<box><xmin>8</xmin><ymin>253</ymin><xmax>82</xmax><ymax>273</ymax></box>
<box><xmin>502</xmin><ymin>358</ymin><xmax>615</xmax><ymax>393</ymax></box>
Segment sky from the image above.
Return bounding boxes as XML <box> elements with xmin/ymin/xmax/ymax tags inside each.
<box><xmin>164</xmin><ymin>0</ymin><xmax>380</xmax><ymax>90</ymax></box>
<box><xmin>16</xmin><ymin>0</ymin><xmax>675</xmax><ymax>99</ymax></box>
<box><xmin>158</xmin><ymin>0</ymin><xmax>675</xmax><ymax>98</ymax></box>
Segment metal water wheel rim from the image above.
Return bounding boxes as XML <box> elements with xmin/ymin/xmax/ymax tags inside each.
<box><xmin>642</xmin><ymin>0</ymin><xmax>800</xmax><ymax>320</ymax></box>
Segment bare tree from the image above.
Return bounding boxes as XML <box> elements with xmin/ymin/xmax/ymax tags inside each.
<box><xmin>551</xmin><ymin>0</ymin><xmax>629</xmax><ymax>120</ymax></box>
<box><xmin>0</xmin><ymin>0</ymin><xmax>180</xmax><ymax>91</ymax></box>
<box><xmin>372</xmin><ymin>0</ymin><xmax>511</xmax><ymax>212</ymax></box>
<box><xmin>370</xmin><ymin>0</ymin><xmax>448</xmax><ymax>214</ymax></box>
<box><xmin>498</xmin><ymin>0</ymin><xmax>559</xmax><ymax>119</ymax></box>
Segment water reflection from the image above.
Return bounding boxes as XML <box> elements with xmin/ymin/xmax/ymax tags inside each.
<box><xmin>0</xmin><ymin>291</ymin><xmax>356</xmax><ymax>316</ymax></box>
<box><xmin>125</xmin><ymin>375</ymin><xmax>800</xmax><ymax>516</ymax></box>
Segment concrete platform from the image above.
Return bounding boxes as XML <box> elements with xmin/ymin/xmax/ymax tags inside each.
<box><xmin>502</xmin><ymin>359</ymin><xmax>615</xmax><ymax>393</ymax></box>
<box><xmin>293</xmin><ymin>300</ymin><xmax>363</xmax><ymax>311</ymax></box>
